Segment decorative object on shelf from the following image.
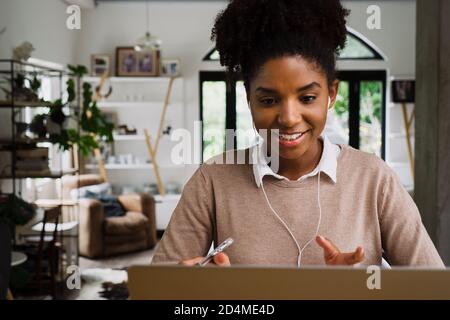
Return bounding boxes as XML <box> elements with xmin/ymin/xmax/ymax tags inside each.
<box><xmin>1</xmin><ymin>72</ymin><xmax>41</xmax><ymax>102</ymax></box>
<box><xmin>165</xmin><ymin>181</ymin><xmax>180</xmax><ymax>195</ymax></box>
<box><xmin>29</xmin><ymin>115</ymin><xmax>46</xmax><ymax>138</ymax></box>
<box><xmin>392</xmin><ymin>79</ymin><xmax>415</xmax><ymax>180</ymax></box>
<box><xmin>116</xmin><ymin>47</ymin><xmax>159</xmax><ymax>77</ymax></box>
<box><xmin>143</xmin><ymin>183</ymin><xmax>159</xmax><ymax>195</ymax></box>
<box><xmin>15</xmin><ymin>122</ymin><xmax>30</xmax><ymax>139</ymax></box>
<box><xmin>117</xmin><ymin>124</ymin><xmax>137</xmax><ymax>135</ymax></box>
<box><xmin>91</xmin><ymin>54</ymin><xmax>111</xmax><ymax>77</ymax></box>
<box><xmin>102</xmin><ymin>111</ymin><xmax>117</xmax><ymax>130</ymax></box>
<box><xmin>161</xmin><ymin>59</ymin><xmax>180</xmax><ymax>77</ymax></box>
<box><xmin>94</xmin><ymin>72</ymin><xmax>113</xmax><ymax>100</ymax></box>
<box><xmin>15</xmin><ymin>146</ymin><xmax>50</xmax><ymax>176</ymax></box>
<box><xmin>392</xmin><ymin>80</ymin><xmax>415</xmax><ymax>103</ymax></box>
<box><xmin>162</xmin><ymin>125</ymin><xmax>172</xmax><ymax>136</ymax></box>
<box><xmin>12</xmin><ymin>41</ymin><xmax>35</xmax><ymax>61</ymax></box>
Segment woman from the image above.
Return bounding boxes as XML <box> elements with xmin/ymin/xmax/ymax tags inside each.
<box><xmin>152</xmin><ymin>0</ymin><xmax>444</xmax><ymax>267</ymax></box>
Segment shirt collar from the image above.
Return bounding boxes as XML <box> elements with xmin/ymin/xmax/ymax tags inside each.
<box><xmin>252</xmin><ymin>134</ymin><xmax>340</xmax><ymax>188</ymax></box>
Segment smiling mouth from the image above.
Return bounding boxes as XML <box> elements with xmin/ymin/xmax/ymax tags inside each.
<box><xmin>274</xmin><ymin>130</ymin><xmax>309</xmax><ymax>141</ymax></box>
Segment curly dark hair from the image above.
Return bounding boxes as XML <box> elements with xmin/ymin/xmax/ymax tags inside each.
<box><xmin>211</xmin><ymin>0</ymin><xmax>349</xmax><ymax>88</ymax></box>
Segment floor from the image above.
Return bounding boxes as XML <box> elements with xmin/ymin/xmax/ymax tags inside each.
<box><xmin>12</xmin><ymin>242</ymin><xmax>158</xmax><ymax>300</ymax></box>
<box><xmin>73</xmin><ymin>247</ymin><xmax>156</xmax><ymax>300</ymax></box>
<box><xmin>79</xmin><ymin>248</ymin><xmax>155</xmax><ymax>270</ymax></box>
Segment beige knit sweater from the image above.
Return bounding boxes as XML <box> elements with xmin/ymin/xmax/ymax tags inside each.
<box><xmin>152</xmin><ymin>145</ymin><xmax>444</xmax><ymax>267</ymax></box>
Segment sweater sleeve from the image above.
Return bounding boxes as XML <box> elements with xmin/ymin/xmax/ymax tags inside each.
<box><xmin>379</xmin><ymin>166</ymin><xmax>445</xmax><ymax>267</ymax></box>
<box><xmin>151</xmin><ymin>166</ymin><xmax>215</xmax><ymax>264</ymax></box>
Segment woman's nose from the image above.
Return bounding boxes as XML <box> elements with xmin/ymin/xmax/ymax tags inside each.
<box><xmin>277</xmin><ymin>99</ymin><xmax>302</xmax><ymax>128</ymax></box>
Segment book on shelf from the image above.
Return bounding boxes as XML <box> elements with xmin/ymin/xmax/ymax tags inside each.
<box><xmin>15</xmin><ymin>159</ymin><xmax>49</xmax><ymax>171</ymax></box>
<box><xmin>16</xmin><ymin>147</ymin><xmax>48</xmax><ymax>159</ymax></box>
<box><xmin>14</xmin><ymin>168</ymin><xmax>52</xmax><ymax>176</ymax></box>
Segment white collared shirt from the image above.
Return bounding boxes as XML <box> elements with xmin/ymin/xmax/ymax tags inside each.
<box><xmin>252</xmin><ymin>135</ymin><xmax>340</xmax><ymax>187</ymax></box>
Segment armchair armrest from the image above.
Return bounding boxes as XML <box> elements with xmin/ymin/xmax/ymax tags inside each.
<box><xmin>118</xmin><ymin>193</ymin><xmax>157</xmax><ymax>247</ymax></box>
<box><xmin>78</xmin><ymin>198</ymin><xmax>105</xmax><ymax>258</ymax></box>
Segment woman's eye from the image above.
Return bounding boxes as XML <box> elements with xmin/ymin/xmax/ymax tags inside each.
<box><xmin>260</xmin><ymin>98</ymin><xmax>277</xmax><ymax>106</ymax></box>
<box><xmin>301</xmin><ymin>95</ymin><xmax>316</xmax><ymax>103</ymax></box>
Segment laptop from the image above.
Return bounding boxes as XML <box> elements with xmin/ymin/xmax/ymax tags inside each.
<box><xmin>127</xmin><ymin>265</ymin><xmax>450</xmax><ymax>300</ymax></box>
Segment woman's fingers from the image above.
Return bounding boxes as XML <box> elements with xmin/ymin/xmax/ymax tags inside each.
<box><xmin>316</xmin><ymin>235</ymin><xmax>365</xmax><ymax>265</ymax></box>
<box><xmin>315</xmin><ymin>235</ymin><xmax>340</xmax><ymax>261</ymax></box>
<box><xmin>179</xmin><ymin>257</ymin><xmax>204</xmax><ymax>266</ymax></box>
<box><xmin>212</xmin><ymin>252</ymin><xmax>231</xmax><ymax>266</ymax></box>
<box><xmin>343</xmin><ymin>246</ymin><xmax>365</xmax><ymax>265</ymax></box>
<box><xmin>179</xmin><ymin>253</ymin><xmax>231</xmax><ymax>266</ymax></box>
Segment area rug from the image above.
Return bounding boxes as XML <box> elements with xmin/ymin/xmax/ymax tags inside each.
<box><xmin>77</xmin><ymin>268</ymin><xmax>128</xmax><ymax>300</ymax></box>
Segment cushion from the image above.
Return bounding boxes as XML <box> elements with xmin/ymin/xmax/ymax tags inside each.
<box><xmin>84</xmin><ymin>191</ymin><xmax>126</xmax><ymax>218</ymax></box>
<box><xmin>104</xmin><ymin>211</ymin><xmax>149</xmax><ymax>236</ymax></box>
<box><xmin>70</xmin><ymin>182</ymin><xmax>112</xmax><ymax>200</ymax></box>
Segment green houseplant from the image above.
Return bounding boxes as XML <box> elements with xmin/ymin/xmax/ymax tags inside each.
<box><xmin>30</xmin><ymin>64</ymin><xmax>114</xmax><ymax>156</ymax></box>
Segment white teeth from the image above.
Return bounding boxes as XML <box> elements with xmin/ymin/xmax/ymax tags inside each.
<box><xmin>279</xmin><ymin>133</ymin><xmax>303</xmax><ymax>141</ymax></box>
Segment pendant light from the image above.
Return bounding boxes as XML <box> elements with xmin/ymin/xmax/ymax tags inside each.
<box><xmin>134</xmin><ymin>0</ymin><xmax>161</xmax><ymax>52</ymax></box>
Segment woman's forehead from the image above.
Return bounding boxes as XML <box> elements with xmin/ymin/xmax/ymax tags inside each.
<box><xmin>250</xmin><ymin>56</ymin><xmax>326</xmax><ymax>91</ymax></box>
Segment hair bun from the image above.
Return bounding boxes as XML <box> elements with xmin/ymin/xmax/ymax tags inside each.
<box><xmin>211</xmin><ymin>0</ymin><xmax>349</xmax><ymax>84</ymax></box>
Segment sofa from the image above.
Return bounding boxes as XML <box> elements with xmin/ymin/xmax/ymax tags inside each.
<box><xmin>62</xmin><ymin>174</ymin><xmax>157</xmax><ymax>258</ymax></box>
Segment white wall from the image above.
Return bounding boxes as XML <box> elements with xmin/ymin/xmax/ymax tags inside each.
<box><xmin>342</xmin><ymin>0</ymin><xmax>416</xmax><ymax>76</ymax></box>
<box><xmin>0</xmin><ymin>0</ymin><xmax>79</xmax><ymax>64</ymax></box>
<box><xmin>341</xmin><ymin>0</ymin><xmax>416</xmax><ymax>188</ymax></box>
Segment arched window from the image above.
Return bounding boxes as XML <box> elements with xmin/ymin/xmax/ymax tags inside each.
<box><xmin>203</xmin><ymin>27</ymin><xmax>386</xmax><ymax>61</ymax></box>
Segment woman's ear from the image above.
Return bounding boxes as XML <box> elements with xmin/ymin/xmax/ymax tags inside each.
<box><xmin>328</xmin><ymin>80</ymin><xmax>339</xmax><ymax>109</ymax></box>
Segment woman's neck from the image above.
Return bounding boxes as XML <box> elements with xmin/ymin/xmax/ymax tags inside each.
<box><xmin>277</xmin><ymin>138</ymin><xmax>324</xmax><ymax>181</ymax></box>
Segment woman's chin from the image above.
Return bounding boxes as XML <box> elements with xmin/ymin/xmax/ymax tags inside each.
<box><xmin>277</xmin><ymin>145</ymin><xmax>309</xmax><ymax>160</ymax></box>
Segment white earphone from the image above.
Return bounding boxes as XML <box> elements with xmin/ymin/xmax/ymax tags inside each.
<box><xmin>255</xmin><ymin>96</ymin><xmax>331</xmax><ymax>267</ymax></box>
<box><xmin>260</xmin><ymin>167</ymin><xmax>322</xmax><ymax>268</ymax></box>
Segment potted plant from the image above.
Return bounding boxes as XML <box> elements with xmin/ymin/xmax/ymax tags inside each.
<box><xmin>0</xmin><ymin>194</ymin><xmax>35</xmax><ymax>299</ymax></box>
<box><xmin>29</xmin><ymin>64</ymin><xmax>114</xmax><ymax>156</ymax></box>
<box><xmin>0</xmin><ymin>72</ymin><xmax>41</xmax><ymax>102</ymax></box>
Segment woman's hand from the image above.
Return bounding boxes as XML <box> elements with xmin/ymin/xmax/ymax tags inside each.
<box><xmin>179</xmin><ymin>252</ymin><xmax>231</xmax><ymax>266</ymax></box>
<box><xmin>316</xmin><ymin>235</ymin><xmax>365</xmax><ymax>265</ymax></box>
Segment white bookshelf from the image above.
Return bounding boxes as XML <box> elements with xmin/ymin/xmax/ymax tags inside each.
<box><xmin>97</xmin><ymin>101</ymin><xmax>182</xmax><ymax>109</ymax></box>
<box><xmin>83</xmin><ymin>76</ymin><xmax>187</xmax><ymax>230</ymax></box>
<box><xmin>113</xmin><ymin>134</ymin><xmax>145</xmax><ymax>141</ymax></box>
<box><xmin>84</xmin><ymin>76</ymin><xmax>178</xmax><ymax>83</ymax></box>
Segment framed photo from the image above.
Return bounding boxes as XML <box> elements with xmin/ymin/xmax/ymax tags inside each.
<box><xmin>161</xmin><ymin>59</ymin><xmax>180</xmax><ymax>77</ymax></box>
<box><xmin>116</xmin><ymin>47</ymin><xmax>158</xmax><ymax>77</ymax></box>
<box><xmin>91</xmin><ymin>54</ymin><xmax>111</xmax><ymax>76</ymax></box>
<box><xmin>392</xmin><ymin>80</ymin><xmax>415</xmax><ymax>103</ymax></box>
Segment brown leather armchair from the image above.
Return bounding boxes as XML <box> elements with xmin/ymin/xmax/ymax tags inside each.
<box><xmin>62</xmin><ymin>174</ymin><xmax>157</xmax><ymax>258</ymax></box>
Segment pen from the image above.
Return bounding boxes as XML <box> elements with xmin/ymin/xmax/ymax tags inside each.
<box><xmin>196</xmin><ymin>237</ymin><xmax>234</xmax><ymax>266</ymax></box>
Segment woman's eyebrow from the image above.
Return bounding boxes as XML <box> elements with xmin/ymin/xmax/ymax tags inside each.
<box><xmin>255</xmin><ymin>82</ymin><xmax>321</xmax><ymax>94</ymax></box>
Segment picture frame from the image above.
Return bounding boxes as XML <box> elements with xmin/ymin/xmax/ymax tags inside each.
<box><xmin>91</xmin><ymin>54</ymin><xmax>111</xmax><ymax>77</ymax></box>
<box><xmin>116</xmin><ymin>47</ymin><xmax>159</xmax><ymax>77</ymax></box>
<box><xmin>392</xmin><ymin>80</ymin><xmax>415</xmax><ymax>103</ymax></box>
<box><xmin>161</xmin><ymin>58</ymin><xmax>180</xmax><ymax>77</ymax></box>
